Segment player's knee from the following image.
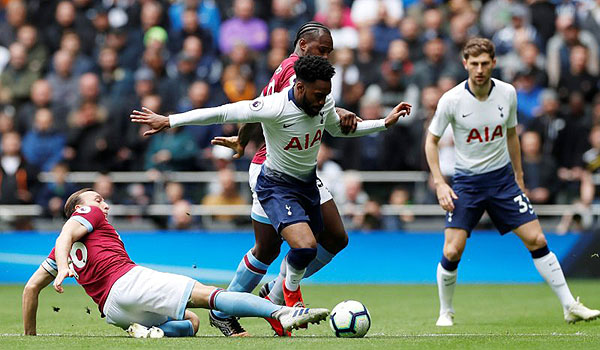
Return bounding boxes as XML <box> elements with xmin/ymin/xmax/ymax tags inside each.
<box><xmin>252</xmin><ymin>244</ymin><xmax>280</xmax><ymax>265</ymax></box>
<box><xmin>443</xmin><ymin>245</ymin><xmax>463</xmax><ymax>261</ymax></box>
<box><xmin>320</xmin><ymin>230</ymin><xmax>348</xmax><ymax>254</ymax></box>
<box><xmin>287</xmin><ymin>247</ymin><xmax>318</xmax><ymax>269</ymax></box>
<box><xmin>530</xmin><ymin>233</ymin><xmax>547</xmax><ymax>250</ymax></box>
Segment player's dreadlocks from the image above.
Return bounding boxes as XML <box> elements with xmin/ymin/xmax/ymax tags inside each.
<box><xmin>293</xmin><ymin>21</ymin><xmax>331</xmax><ymax>47</ymax></box>
<box><xmin>294</xmin><ymin>55</ymin><xmax>336</xmax><ymax>83</ymax></box>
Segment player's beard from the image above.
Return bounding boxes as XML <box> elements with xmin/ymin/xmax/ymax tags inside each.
<box><xmin>299</xmin><ymin>94</ymin><xmax>318</xmax><ymax>117</ymax></box>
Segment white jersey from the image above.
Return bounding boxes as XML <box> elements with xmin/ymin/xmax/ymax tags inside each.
<box><xmin>170</xmin><ymin>86</ymin><xmax>386</xmax><ymax>180</ymax></box>
<box><xmin>428</xmin><ymin>78</ymin><xmax>518</xmax><ymax>175</ymax></box>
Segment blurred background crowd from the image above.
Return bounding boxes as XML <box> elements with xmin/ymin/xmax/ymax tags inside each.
<box><xmin>0</xmin><ymin>0</ymin><xmax>600</xmax><ymax>232</ymax></box>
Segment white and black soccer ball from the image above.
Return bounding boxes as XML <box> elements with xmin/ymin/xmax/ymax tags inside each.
<box><xmin>329</xmin><ymin>300</ymin><xmax>371</xmax><ymax>338</ymax></box>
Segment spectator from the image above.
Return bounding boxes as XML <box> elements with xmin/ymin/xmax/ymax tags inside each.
<box><xmin>521</xmin><ymin>130</ymin><xmax>558</xmax><ymax>204</ymax></box>
<box><xmin>36</xmin><ymin>162</ymin><xmax>77</xmax><ymax>218</ymax></box>
<box><xmin>178</xmin><ymin>81</ymin><xmax>228</xmax><ymax>159</ymax></box>
<box><xmin>46</xmin><ymin>50</ymin><xmax>79</xmax><ymax>110</ymax></box>
<box><xmin>527</xmin><ymin>89</ymin><xmax>564</xmax><ymax>156</ymax></box>
<box><xmin>0</xmin><ymin>0</ymin><xmax>27</xmax><ymax>47</ymax></box>
<box><xmin>372</xmin><ymin>40</ymin><xmax>420</xmax><ymax>114</ymax></box>
<box><xmin>181</xmin><ymin>35</ymin><xmax>222</xmax><ymax>86</ymax></box>
<box><xmin>315</xmin><ymin>0</ymin><xmax>353</xmax><ymax>28</ymax></box>
<box><xmin>500</xmin><ymin>40</ymin><xmax>548</xmax><ymax>88</ymax></box>
<box><xmin>385</xmin><ymin>85</ymin><xmax>442</xmax><ymax>172</ymax></box>
<box><xmin>383</xmin><ymin>186</ymin><xmax>415</xmax><ymax>230</ymax></box>
<box><xmin>480</xmin><ymin>0</ymin><xmax>524</xmax><ymax>38</ymax></box>
<box><xmin>219</xmin><ymin>0</ymin><xmax>269</xmax><ymax>54</ymax></box>
<box><xmin>144</xmin><ymin>126</ymin><xmax>197</xmax><ymax>171</ymax></box>
<box><xmin>21</xmin><ymin>108</ymin><xmax>66</xmax><ymax>172</ymax></box>
<box><xmin>63</xmin><ymin>101</ymin><xmax>112</xmax><ymax>171</ymax></box>
<box><xmin>529</xmin><ymin>0</ymin><xmax>556</xmax><ymax>49</ymax></box>
<box><xmin>59</xmin><ymin>31</ymin><xmax>94</xmax><ymax>76</ymax></box>
<box><xmin>16</xmin><ymin>24</ymin><xmax>47</xmax><ymax>75</ymax></box>
<box><xmin>322</xmin><ymin>0</ymin><xmax>359</xmax><ymax>49</ymax></box>
<box><xmin>421</xmin><ymin>7</ymin><xmax>446</xmax><ymax>41</ymax></box>
<box><xmin>168</xmin><ymin>6</ymin><xmax>215</xmax><ymax>56</ymax></box>
<box><xmin>492</xmin><ymin>4</ymin><xmax>541</xmax><ymax>57</ymax></box>
<box><xmin>552</xmin><ymin>93</ymin><xmax>590</xmax><ymax>203</ymax></box>
<box><xmin>103</xmin><ymin>27</ymin><xmax>140</xmax><ymax>72</ymax></box>
<box><xmin>15</xmin><ymin>79</ymin><xmax>69</xmax><ymax>134</ymax></box>
<box><xmin>269</xmin><ymin>0</ymin><xmax>312</xmax><ymax>33</ymax></box>
<box><xmin>44</xmin><ymin>0</ymin><xmax>95</xmax><ymax>55</ymax></box>
<box><xmin>412</xmin><ymin>38</ymin><xmax>462</xmax><ymax>90</ymax></box>
<box><xmin>331</xmin><ymin>47</ymin><xmax>363</xmax><ymax>112</ymax></box>
<box><xmin>351</xmin><ymin>0</ymin><xmax>403</xmax><ymax>29</ymax></box>
<box><xmin>337</xmin><ymin>90</ymin><xmax>386</xmax><ymax>170</ymax></box>
<box><xmin>201</xmin><ymin>168</ymin><xmax>247</xmax><ymax>224</ymax></box>
<box><xmin>0</xmin><ymin>132</ymin><xmax>38</xmax><ymax>205</ymax></box>
<box><xmin>269</xmin><ymin>27</ymin><xmax>291</xmax><ymax>52</ymax></box>
<box><xmin>95</xmin><ymin>46</ymin><xmax>134</xmax><ymax>106</ymax></box>
<box><xmin>341</xmin><ymin>171</ymin><xmax>369</xmax><ymax>230</ymax></box>
<box><xmin>546</xmin><ymin>14</ymin><xmax>599</xmax><ymax>87</ymax></box>
<box><xmin>399</xmin><ymin>17</ymin><xmax>424</xmax><ymax>62</ymax></box>
<box><xmin>168</xmin><ymin>0</ymin><xmax>221</xmax><ymax>43</ymax></box>
<box><xmin>0</xmin><ymin>42</ymin><xmax>40</xmax><ymax>108</ymax></box>
<box><xmin>222</xmin><ymin>63</ymin><xmax>257</xmax><ymax>103</ymax></box>
<box><xmin>514</xmin><ymin>68</ymin><xmax>543</xmax><ymax>127</ymax></box>
<box><xmin>93</xmin><ymin>173</ymin><xmax>118</xmax><ymax>206</ymax></box>
<box><xmin>169</xmin><ymin>199</ymin><xmax>197</xmax><ymax>230</ymax></box>
<box><xmin>354</xmin><ymin>28</ymin><xmax>382</xmax><ymax>87</ymax></box>
<box><xmin>557</xmin><ymin>44</ymin><xmax>599</xmax><ymax>104</ymax></box>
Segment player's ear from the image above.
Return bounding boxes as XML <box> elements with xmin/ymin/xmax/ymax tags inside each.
<box><xmin>298</xmin><ymin>38</ymin><xmax>307</xmax><ymax>53</ymax></box>
<box><xmin>462</xmin><ymin>58</ymin><xmax>468</xmax><ymax>70</ymax></box>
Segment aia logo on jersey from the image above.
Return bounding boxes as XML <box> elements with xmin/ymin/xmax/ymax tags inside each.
<box><xmin>467</xmin><ymin>125</ymin><xmax>503</xmax><ymax>143</ymax></box>
<box><xmin>284</xmin><ymin>129</ymin><xmax>322</xmax><ymax>150</ymax></box>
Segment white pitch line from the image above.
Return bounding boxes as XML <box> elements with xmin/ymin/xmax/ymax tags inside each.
<box><xmin>2</xmin><ymin>332</ymin><xmax>595</xmax><ymax>338</ymax></box>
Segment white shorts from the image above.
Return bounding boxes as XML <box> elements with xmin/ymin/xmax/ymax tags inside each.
<box><xmin>248</xmin><ymin>163</ymin><xmax>333</xmax><ymax>225</ymax></box>
<box><xmin>103</xmin><ymin>266</ymin><xmax>196</xmax><ymax>329</ymax></box>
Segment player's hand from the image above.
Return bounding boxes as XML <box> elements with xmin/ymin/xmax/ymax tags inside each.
<box><xmin>211</xmin><ymin>136</ymin><xmax>244</xmax><ymax>159</ymax></box>
<box><xmin>53</xmin><ymin>269</ymin><xmax>74</xmax><ymax>293</ymax></box>
<box><xmin>384</xmin><ymin>102</ymin><xmax>412</xmax><ymax>128</ymax></box>
<box><xmin>436</xmin><ymin>183</ymin><xmax>458</xmax><ymax>212</ymax></box>
<box><xmin>130</xmin><ymin>107</ymin><xmax>170</xmax><ymax>136</ymax></box>
<box><xmin>336</xmin><ymin>108</ymin><xmax>362</xmax><ymax>134</ymax></box>
<box><xmin>515</xmin><ymin>173</ymin><xmax>526</xmax><ymax>192</ymax></box>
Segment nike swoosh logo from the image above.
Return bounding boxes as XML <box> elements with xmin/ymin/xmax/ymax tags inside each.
<box><xmin>283</xmin><ymin>123</ymin><xmax>295</xmax><ymax>128</ymax></box>
<box><xmin>462</xmin><ymin>113</ymin><xmax>472</xmax><ymax>118</ymax></box>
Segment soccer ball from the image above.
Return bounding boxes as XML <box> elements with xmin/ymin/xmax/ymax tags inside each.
<box><xmin>329</xmin><ymin>300</ymin><xmax>371</xmax><ymax>338</ymax></box>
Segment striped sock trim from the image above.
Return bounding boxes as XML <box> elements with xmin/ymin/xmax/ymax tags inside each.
<box><xmin>244</xmin><ymin>254</ymin><xmax>267</xmax><ymax>275</ymax></box>
<box><xmin>208</xmin><ymin>288</ymin><xmax>224</xmax><ymax>309</ymax></box>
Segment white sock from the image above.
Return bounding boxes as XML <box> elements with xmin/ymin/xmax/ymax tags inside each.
<box><xmin>533</xmin><ymin>251</ymin><xmax>576</xmax><ymax>310</ymax></box>
<box><xmin>437</xmin><ymin>263</ymin><xmax>457</xmax><ymax>315</ymax></box>
<box><xmin>267</xmin><ymin>258</ymin><xmax>286</xmax><ymax>305</ymax></box>
<box><xmin>284</xmin><ymin>260</ymin><xmax>305</xmax><ymax>292</ymax></box>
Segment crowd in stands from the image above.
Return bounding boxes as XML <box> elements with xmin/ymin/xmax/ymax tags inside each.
<box><xmin>0</xmin><ymin>0</ymin><xmax>600</xmax><ymax>231</ymax></box>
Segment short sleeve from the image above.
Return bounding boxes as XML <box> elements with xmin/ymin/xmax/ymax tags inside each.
<box><xmin>70</xmin><ymin>205</ymin><xmax>105</xmax><ymax>233</ymax></box>
<box><xmin>507</xmin><ymin>86</ymin><xmax>518</xmax><ymax>128</ymax></box>
<box><xmin>428</xmin><ymin>94</ymin><xmax>453</xmax><ymax>137</ymax></box>
<box><xmin>42</xmin><ymin>248</ymin><xmax>57</xmax><ymax>277</ymax></box>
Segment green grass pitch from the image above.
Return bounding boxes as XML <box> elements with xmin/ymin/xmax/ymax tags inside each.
<box><xmin>1</xmin><ymin>282</ymin><xmax>600</xmax><ymax>349</ymax></box>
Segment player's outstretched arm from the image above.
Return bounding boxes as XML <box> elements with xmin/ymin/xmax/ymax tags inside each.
<box><xmin>130</xmin><ymin>107</ymin><xmax>171</xmax><ymax>136</ymax></box>
<box><xmin>23</xmin><ymin>266</ymin><xmax>55</xmax><ymax>335</ymax></box>
<box><xmin>53</xmin><ymin>220</ymin><xmax>88</xmax><ymax>293</ymax></box>
<box><xmin>383</xmin><ymin>102</ymin><xmax>412</xmax><ymax>128</ymax></box>
<box><xmin>425</xmin><ymin>132</ymin><xmax>457</xmax><ymax>211</ymax></box>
